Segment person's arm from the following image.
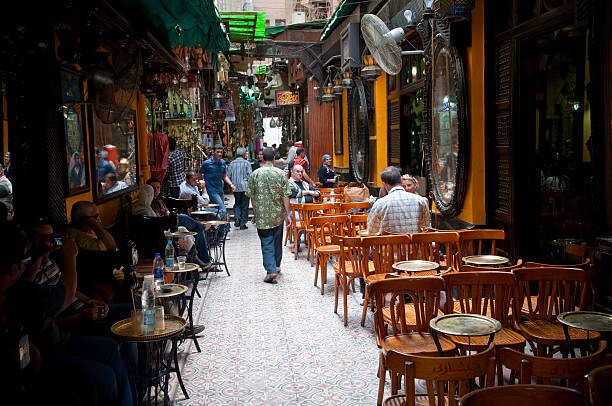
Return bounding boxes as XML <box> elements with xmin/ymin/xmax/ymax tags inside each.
<box><xmin>283</xmin><ymin>196</ymin><xmax>291</xmax><ymax>227</ymax></box>
<box><xmin>83</xmin><ymin>217</ymin><xmax>117</xmax><ymax>251</ymax></box>
<box><xmin>302</xmin><ymin>171</ymin><xmax>315</xmax><ymax>186</ymax></box>
<box><xmin>223</xmin><ymin>173</ymin><xmax>236</xmax><ymax>192</ymax></box>
<box><xmin>56</xmin><ymin>237</ymin><xmax>79</xmax><ymax>308</ymax></box>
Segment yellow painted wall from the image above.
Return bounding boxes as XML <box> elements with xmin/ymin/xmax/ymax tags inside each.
<box><xmin>372</xmin><ymin>72</ymin><xmax>388</xmax><ymax>186</ymax></box>
<box><xmin>458</xmin><ymin>0</ymin><xmax>486</xmax><ymax>224</ymax></box>
<box><xmin>336</xmin><ymin>90</ymin><xmax>350</xmax><ymax>169</ymax></box>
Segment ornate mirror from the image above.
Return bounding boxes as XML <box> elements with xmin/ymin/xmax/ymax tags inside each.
<box><xmin>422</xmin><ymin>22</ymin><xmax>469</xmax><ymax>217</ymax></box>
<box><xmin>348</xmin><ymin>77</ymin><xmax>370</xmax><ymax>184</ymax></box>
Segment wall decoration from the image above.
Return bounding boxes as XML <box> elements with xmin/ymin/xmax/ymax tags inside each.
<box><xmin>64</xmin><ymin>104</ymin><xmax>89</xmax><ymax>195</ymax></box>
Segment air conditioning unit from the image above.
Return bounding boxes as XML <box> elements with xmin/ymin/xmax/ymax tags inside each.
<box><xmin>292</xmin><ymin>12</ymin><xmax>306</xmax><ymax>24</ymax></box>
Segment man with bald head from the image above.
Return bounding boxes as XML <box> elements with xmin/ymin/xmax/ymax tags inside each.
<box><xmin>288</xmin><ymin>164</ymin><xmax>320</xmax><ymax>204</ymax></box>
<box><xmin>65</xmin><ymin>201</ymin><xmax>117</xmax><ymax>252</ymax></box>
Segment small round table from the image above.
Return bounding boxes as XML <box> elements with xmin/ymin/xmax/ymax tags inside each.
<box><xmin>190</xmin><ymin>210</ymin><xmax>215</xmax><ymax>217</ymax></box>
<box><xmin>202</xmin><ymin>220</ymin><xmax>230</xmax><ymax>277</ymax></box>
<box><xmin>111</xmin><ymin>315</ymin><xmax>187</xmax><ymax>403</ymax></box>
<box><xmin>166</xmin><ymin>230</ymin><xmax>197</xmax><ymax>238</ymax></box>
<box><xmin>462</xmin><ymin>255</ymin><xmax>510</xmax><ymax>267</ymax></box>
<box><xmin>164</xmin><ymin>263</ymin><xmax>199</xmax><ymax>274</ymax></box>
<box><xmin>557</xmin><ymin>311</ymin><xmax>612</xmax><ymax>357</ymax></box>
<box><xmin>430</xmin><ymin>313</ymin><xmax>502</xmax><ymax>355</ymax></box>
<box><xmin>392</xmin><ymin>260</ymin><xmax>439</xmax><ymax>276</ymax></box>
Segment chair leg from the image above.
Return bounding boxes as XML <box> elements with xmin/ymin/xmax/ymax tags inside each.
<box><xmin>334</xmin><ymin>274</ymin><xmax>340</xmax><ymax>315</ymax></box>
<box><xmin>313</xmin><ymin>253</ymin><xmax>320</xmax><ymax>288</ymax></box>
<box><xmin>342</xmin><ymin>277</ymin><xmax>349</xmax><ymax>327</ymax></box>
<box><xmin>377</xmin><ymin>353</ymin><xmax>386</xmax><ymax>406</ymax></box>
<box><xmin>361</xmin><ymin>288</ymin><xmax>369</xmax><ymax>327</ymax></box>
<box><xmin>320</xmin><ymin>254</ymin><xmax>328</xmax><ymax>295</ymax></box>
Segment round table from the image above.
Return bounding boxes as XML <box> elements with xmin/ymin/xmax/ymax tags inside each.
<box><xmin>557</xmin><ymin>311</ymin><xmax>612</xmax><ymax>357</ymax></box>
<box><xmin>166</xmin><ymin>230</ymin><xmax>197</xmax><ymax>238</ymax></box>
<box><xmin>429</xmin><ymin>313</ymin><xmax>502</xmax><ymax>355</ymax></box>
<box><xmin>111</xmin><ymin>315</ymin><xmax>187</xmax><ymax>402</ymax></box>
<box><xmin>164</xmin><ymin>262</ymin><xmax>199</xmax><ymax>273</ymax></box>
<box><xmin>392</xmin><ymin>260</ymin><xmax>439</xmax><ymax>275</ymax></box>
<box><xmin>190</xmin><ymin>210</ymin><xmax>215</xmax><ymax>216</ymax></box>
<box><xmin>154</xmin><ymin>283</ymin><xmax>188</xmax><ymax>298</ymax></box>
<box><xmin>462</xmin><ymin>255</ymin><xmax>510</xmax><ymax>267</ymax></box>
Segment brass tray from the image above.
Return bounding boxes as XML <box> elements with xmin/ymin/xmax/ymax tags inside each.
<box><xmin>155</xmin><ymin>283</ymin><xmax>188</xmax><ymax>298</ymax></box>
<box><xmin>111</xmin><ymin>315</ymin><xmax>186</xmax><ymax>342</ymax></box>
<box><xmin>202</xmin><ymin>203</ymin><xmax>220</xmax><ymax>208</ymax></box>
<box><xmin>165</xmin><ymin>262</ymin><xmax>199</xmax><ymax>273</ymax></box>
<box><xmin>203</xmin><ymin>220</ymin><xmax>229</xmax><ymax>226</ymax></box>
<box><xmin>166</xmin><ymin>230</ymin><xmax>197</xmax><ymax>238</ymax></box>
<box><xmin>557</xmin><ymin>311</ymin><xmax>612</xmax><ymax>332</ymax></box>
<box><xmin>392</xmin><ymin>260</ymin><xmax>439</xmax><ymax>273</ymax></box>
<box><xmin>190</xmin><ymin>210</ymin><xmax>214</xmax><ymax>216</ymax></box>
<box><xmin>462</xmin><ymin>255</ymin><xmax>510</xmax><ymax>266</ymax></box>
<box><xmin>430</xmin><ymin>314</ymin><xmax>502</xmax><ymax>337</ymax></box>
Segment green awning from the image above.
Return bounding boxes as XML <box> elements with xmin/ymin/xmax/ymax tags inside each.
<box><xmin>320</xmin><ymin>0</ymin><xmax>361</xmax><ymax>41</ymax></box>
<box><xmin>265</xmin><ymin>20</ymin><xmax>328</xmax><ymax>39</ymax></box>
<box><xmin>219</xmin><ymin>11</ymin><xmax>267</xmax><ymax>43</ymax></box>
<box><xmin>116</xmin><ymin>0</ymin><xmax>230</xmax><ymax>54</ymax></box>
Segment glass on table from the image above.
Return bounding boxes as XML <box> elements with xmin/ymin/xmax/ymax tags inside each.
<box><xmin>154</xmin><ymin>306</ymin><xmax>165</xmax><ymax>332</ymax></box>
<box><xmin>131</xmin><ymin>309</ymin><xmax>144</xmax><ymax>334</ymax></box>
<box><xmin>177</xmin><ymin>256</ymin><xmax>187</xmax><ymax>270</ymax></box>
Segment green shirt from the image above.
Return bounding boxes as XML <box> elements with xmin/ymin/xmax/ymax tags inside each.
<box><xmin>246</xmin><ymin>163</ymin><xmax>291</xmax><ymax>230</ymax></box>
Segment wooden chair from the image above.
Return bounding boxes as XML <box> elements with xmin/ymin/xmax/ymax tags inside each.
<box><xmin>511</xmin><ymin>266</ymin><xmax>600</xmax><ymax>357</ymax></box>
<box><xmin>442</xmin><ymin>271</ymin><xmax>526</xmax><ymax>382</ymax></box>
<box><xmin>339</xmin><ymin>201</ymin><xmax>371</xmax><ymax>214</ymax></box>
<box><xmin>347</xmin><ymin>213</ymin><xmax>369</xmax><ymax>236</ymax></box>
<box><xmin>459</xmin><ymin>384</ymin><xmax>590</xmax><ymax>406</ymax></box>
<box><xmin>371</xmin><ymin>276</ymin><xmax>457</xmax><ymax>405</ymax></box>
<box><xmin>458</xmin><ymin>228</ymin><xmax>505</xmax><ymax>256</ymax></box>
<box><xmin>410</xmin><ymin>231</ymin><xmax>462</xmax><ymax>272</ymax></box>
<box><xmin>497</xmin><ymin>340</ymin><xmax>608</xmax><ymax>392</ymax></box>
<box><xmin>310</xmin><ymin>214</ymin><xmax>350</xmax><ymax>294</ymax></box>
<box><xmin>383</xmin><ymin>344</ymin><xmax>496</xmax><ymax>406</ymax></box>
<box><xmin>587</xmin><ymin>364</ymin><xmax>612</xmax><ymax>406</ymax></box>
<box><xmin>285</xmin><ymin>203</ymin><xmax>306</xmax><ymax>259</ymax></box>
<box><xmin>360</xmin><ymin>234</ymin><xmax>412</xmax><ymax>326</ymax></box>
<box><xmin>332</xmin><ymin>235</ymin><xmax>372</xmax><ymax>326</ymax></box>
<box><xmin>163</xmin><ymin>196</ymin><xmax>196</xmax><ymax>214</ymax></box>
<box><xmin>301</xmin><ymin>202</ymin><xmax>336</xmax><ymax>263</ymax></box>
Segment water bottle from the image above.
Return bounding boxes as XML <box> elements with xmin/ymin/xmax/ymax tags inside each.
<box><xmin>141</xmin><ymin>275</ymin><xmax>155</xmax><ymax>334</ymax></box>
<box><xmin>330</xmin><ymin>189</ymin><xmax>335</xmax><ymax>203</ymax></box>
<box><xmin>164</xmin><ymin>239</ymin><xmax>175</xmax><ymax>270</ymax></box>
<box><xmin>153</xmin><ymin>252</ymin><xmax>164</xmax><ymax>292</ymax></box>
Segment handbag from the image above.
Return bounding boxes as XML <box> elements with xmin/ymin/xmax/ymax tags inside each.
<box><xmin>343</xmin><ymin>184</ymin><xmax>370</xmax><ymax>202</ymax></box>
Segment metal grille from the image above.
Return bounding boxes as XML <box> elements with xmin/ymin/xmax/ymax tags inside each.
<box><xmin>496</xmin><ymin>40</ymin><xmax>511</xmax><ymax>103</ymax></box>
<box><xmin>495</xmin><ymin>110</ymin><xmax>510</xmax><ymax>146</ymax></box>
<box><xmin>495</xmin><ymin>155</ymin><xmax>511</xmax><ymax>218</ymax></box>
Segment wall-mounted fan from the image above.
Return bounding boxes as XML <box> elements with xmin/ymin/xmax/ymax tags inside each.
<box><xmin>90</xmin><ymin>49</ymin><xmax>143</xmax><ymax>124</ymax></box>
<box><xmin>360</xmin><ymin>11</ymin><xmax>423</xmax><ymax>76</ymax></box>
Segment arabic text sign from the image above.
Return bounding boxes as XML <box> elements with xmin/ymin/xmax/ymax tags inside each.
<box><xmin>275</xmin><ymin>91</ymin><xmax>300</xmax><ymax>106</ymax></box>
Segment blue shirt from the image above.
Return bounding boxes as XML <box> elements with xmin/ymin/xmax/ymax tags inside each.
<box><xmin>199</xmin><ymin>157</ymin><xmax>226</xmax><ymax>195</ymax></box>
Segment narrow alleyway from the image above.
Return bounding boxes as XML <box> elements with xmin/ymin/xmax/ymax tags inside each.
<box><xmin>169</xmin><ymin>199</ymin><xmax>384</xmax><ymax>405</ymax></box>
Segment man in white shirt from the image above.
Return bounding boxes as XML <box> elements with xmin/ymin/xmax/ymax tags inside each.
<box><xmin>179</xmin><ymin>171</ymin><xmax>209</xmax><ymax>207</ymax></box>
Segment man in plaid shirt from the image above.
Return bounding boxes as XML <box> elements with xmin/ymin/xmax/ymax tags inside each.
<box><xmin>166</xmin><ymin>137</ymin><xmax>185</xmax><ymax>198</ymax></box>
<box><xmin>367</xmin><ymin>166</ymin><xmax>430</xmax><ymax>235</ymax></box>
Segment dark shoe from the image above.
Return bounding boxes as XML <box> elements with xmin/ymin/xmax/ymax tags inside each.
<box><xmin>234</xmin><ymin>221</ymin><xmax>240</xmax><ymax>227</ymax></box>
<box><xmin>185</xmin><ymin>324</ymin><xmax>205</xmax><ymax>335</ymax></box>
<box><xmin>240</xmin><ymin>225</ymin><xmax>248</xmax><ymax>230</ymax></box>
<box><xmin>263</xmin><ymin>274</ymin><xmax>278</xmax><ymax>284</ymax></box>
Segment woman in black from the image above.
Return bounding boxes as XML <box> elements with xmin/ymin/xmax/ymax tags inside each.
<box><xmin>317</xmin><ymin>154</ymin><xmax>337</xmax><ymax>186</ymax></box>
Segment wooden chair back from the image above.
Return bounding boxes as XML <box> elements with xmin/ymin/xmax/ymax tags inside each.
<box><xmin>459</xmin><ymin>384</ymin><xmax>590</xmax><ymax>406</ymax></box>
<box><xmin>458</xmin><ymin>228</ymin><xmax>505</xmax><ymax>256</ymax></box>
<box><xmin>339</xmin><ymin>201</ymin><xmax>371</xmax><ymax>214</ymax></box>
<box><xmin>442</xmin><ymin>271</ymin><xmax>516</xmax><ymax>324</ymax></box>
<box><xmin>410</xmin><ymin>231</ymin><xmax>462</xmax><ymax>272</ymax></box>
<box><xmin>587</xmin><ymin>364</ymin><xmax>612</xmax><ymax>406</ymax></box>
<box><xmin>361</xmin><ymin>234</ymin><xmax>411</xmax><ymax>278</ymax></box>
<box><xmin>319</xmin><ymin>187</ymin><xmax>344</xmax><ymax>194</ymax></box>
<box><xmin>371</xmin><ymin>276</ymin><xmax>445</xmax><ymax>337</ymax></box>
<box><xmin>310</xmin><ymin>214</ymin><xmax>350</xmax><ymax>248</ymax></box>
<box><xmin>163</xmin><ymin>196</ymin><xmax>195</xmax><ymax>214</ymax></box>
<box><xmin>333</xmin><ymin>236</ymin><xmax>368</xmax><ymax>279</ymax></box>
<box><xmin>511</xmin><ymin>267</ymin><xmax>587</xmax><ymax>322</ymax></box>
<box><xmin>498</xmin><ymin>340</ymin><xmax>608</xmax><ymax>392</ymax></box>
<box><xmin>347</xmin><ymin>213</ymin><xmax>368</xmax><ymax>236</ymax></box>
<box><xmin>384</xmin><ymin>344</ymin><xmax>496</xmax><ymax>406</ymax></box>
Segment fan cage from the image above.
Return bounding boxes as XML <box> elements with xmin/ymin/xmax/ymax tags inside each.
<box><xmin>434</xmin><ymin>0</ymin><xmax>475</xmax><ymax>20</ymax></box>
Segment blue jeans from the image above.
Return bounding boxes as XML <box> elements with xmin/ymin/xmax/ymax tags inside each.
<box><xmin>257</xmin><ymin>224</ymin><xmax>283</xmax><ymax>275</ymax></box>
<box><xmin>57</xmin><ymin>333</ymin><xmax>133</xmax><ymax>406</ymax></box>
<box><xmin>233</xmin><ymin>191</ymin><xmax>249</xmax><ymax>226</ymax></box>
<box><xmin>208</xmin><ymin>191</ymin><xmax>227</xmax><ymax>221</ymax></box>
<box><xmin>178</xmin><ymin>214</ymin><xmax>210</xmax><ymax>263</ymax></box>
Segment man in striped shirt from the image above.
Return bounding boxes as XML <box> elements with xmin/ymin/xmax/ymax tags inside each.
<box><xmin>367</xmin><ymin>166</ymin><xmax>430</xmax><ymax>235</ymax></box>
<box><xmin>227</xmin><ymin>147</ymin><xmax>252</xmax><ymax>230</ymax></box>
<box><xmin>166</xmin><ymin>137</ymin><xmax>185</xmax><ymax>198</ymax></box>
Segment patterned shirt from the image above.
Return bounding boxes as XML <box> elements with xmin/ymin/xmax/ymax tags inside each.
<box><xmin>226</xmin><ymin>157</ymin><xmax>252</xmax><ymax>193</ymax></box>
<box><xmin>32</xmin><ymin>256</ymin><xmax>61</xmax><ymax>286</ymax></box>
<box><xmin>199</xmin><ymin>157</ymin><xmax>227</xmax><ymax>195</ymax></box>
<box><xmin>367</xmin><ymin>186</ymin><xmax>431</xmax><ymax>235</ymax></box>
<box><xmin>246</xmin><ymin>163</ymin><xmax>291</xmax><ymax>230</ymax></box>
<box><xmin>167</xmin><ymin>149</ymin><xmax>186</xmax><ymax>187</ymax></box>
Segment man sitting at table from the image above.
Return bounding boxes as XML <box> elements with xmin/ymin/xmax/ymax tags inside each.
<box><xmin>289</xmin><ymin>164</ymin><xmax>320</xmax><ymax>204</ymax></box>
<box><xmin>179</xmin><ymin>171</ymin><xmax>209</xmax><ymax>207</ymax></box>
<box><xmin>367</xmin><ymin>166</ymin><xmax>430</xmax><ymax>235</ymax></box>
<box><xmin>144</xmin><ymin>178</ymin><xmax>214</xmax><ymax>270</ymax></box>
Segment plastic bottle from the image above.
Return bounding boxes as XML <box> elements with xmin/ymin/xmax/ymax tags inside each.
<box><xmin>153</xmin><ymin>252</ymin><xmax>164</xmax><ymax>292</ymax></box>
<box><xmin>330</xmin><ymin>189</ymin><xmax>335</xmax><ymax>203</ymax></box>
<box><xmin>141</xmin><ymin>275</ymin><xmax>155</xmax><ymax>334</ymax></box>
<box><xmin>164</xmin><ymin>239</ymin><xmax>175</xmax><ymax>270</ymax></box>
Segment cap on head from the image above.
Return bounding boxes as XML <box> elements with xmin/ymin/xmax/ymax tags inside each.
<box><xmin>294</xmin><ymin>141</ymin><xmax>302</xmax><ymax>147</ymax></box>
<box><xmin>322</xmin><ymin>154</ymin><xmax>331</xmax><ymax>161</ymax></box>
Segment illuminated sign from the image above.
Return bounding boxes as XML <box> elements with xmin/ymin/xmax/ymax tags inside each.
<box><xmin>275</xmin><ymin>90</ymin><xmax>300</xmax><ymax>106</ymax></box>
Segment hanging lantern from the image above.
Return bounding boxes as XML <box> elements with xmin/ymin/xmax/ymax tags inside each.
<box><xmin>269</xmin><ymin>117</ymin><xmax>277</xmax><ymax>128</ymax></box>
<box><xmin>342</xmin><ymin>70</ymin><xmax>353</xmax><ymax>89</ymax></box>
<box><xmin>322</xmin><ymin>86</ymin><xmax>335</xmax><ymax>104</ymax></box>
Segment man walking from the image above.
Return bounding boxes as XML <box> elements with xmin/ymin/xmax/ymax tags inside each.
<box><xmin>199</xmin><ymin>144</ymin><xmax>236</xmax><ymax>225</ymax></box>
<box><xmin>246</xmin><ymin>148</ymin><xmax>291</xmax><ymax>284</ymax></box>
<box><xmin>166</xmin><ymin>137</ymin><xmax>185</xmax><ymax>198</ymax></box>
<box><xmin>227</xmin><ymin>147</ymin><xmax>252</xmax><ymax>230</ymax></box>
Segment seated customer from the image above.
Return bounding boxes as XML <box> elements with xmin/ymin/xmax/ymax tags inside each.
<box><xmin>179</xmin><ymin>171</ymin><xmax>210</xmax><ymax>207</ymax></box>
<box><xmin>142</xmin><ymin>179</ymin><xmax>214</xmax><ymax>270</ymax></box>
<box><xmin>0</xmin><ymin>222</ymin><xmax>133</xmax><ymax>405</ymax></box>
<box><xmin>65</xmin><ymin>201</ymin><xmax>117</xmax><ymax>252</ymax></box>
<box><xmin>289</xmin><ymin>164</ymin><xmax>320</xmax><ymax>204</ymax></box>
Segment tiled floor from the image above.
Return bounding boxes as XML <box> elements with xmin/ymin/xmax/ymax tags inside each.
<box><xmin>168</xmin><ymin>196</ymin><xmax>384</xmax><ymax>405</ymax></box>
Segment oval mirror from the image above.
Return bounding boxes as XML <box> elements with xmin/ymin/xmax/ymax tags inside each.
<box><xmin>348</xmin><ymin>77</ymin><xmax>370</xmax><ymax>184</ymax></box>
<box><xmin>423</xmin><ymin>34</ymin><xmax>468</xmax><ymax>217</ymax></box>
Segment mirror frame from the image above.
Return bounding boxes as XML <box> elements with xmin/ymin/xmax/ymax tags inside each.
<box><xmin>348</xmin><ymin>76</ymin><xmax>370</xmax><ymax>184</ymax></box>
<box><xmin>422</xmin><ymin>25</ymin><xmax>469</xmax><ymax>217</ymax></box>
<box><xmin>88</xmin><ymin>106</ymin><xmax>139</xmax><ymax>203</ymax></box>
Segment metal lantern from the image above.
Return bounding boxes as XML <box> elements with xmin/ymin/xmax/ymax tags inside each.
<box><xmin>332</xmin><ymin>79</ymin><xmax>344</xmax><ymax>96</ymax></box>
<box><xmin>342</xmin><ymin>70</ymin><xmax>353</xmax><ymax>89</ymax></box>
<box><xmin>361</xmin><ymin>64</ymin><xmax>381</xmax><ymax>82</ymax></box>
<box><xmin>321</xmin><ymin>86</ymin><xmax>335</xmax><ymax>104</ymax></box>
